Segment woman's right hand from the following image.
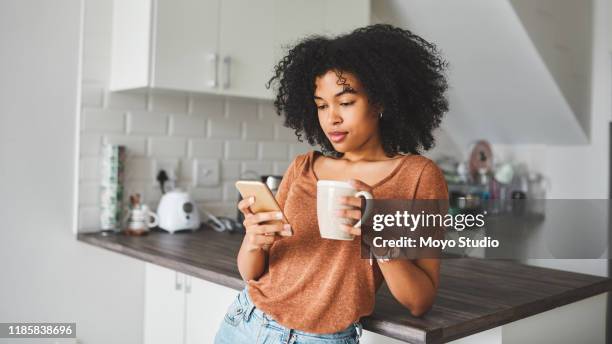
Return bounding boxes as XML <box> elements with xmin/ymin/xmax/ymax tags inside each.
<box><xmin>238</xmin><ymin>196</ymin><xmax>292</xmax><ymax>252</ymax></box>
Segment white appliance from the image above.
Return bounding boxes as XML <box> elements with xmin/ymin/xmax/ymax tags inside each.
<box><xmin>156</xmin><ymin>189</ymin><xmax>201</xmax><ymax>233</ymax></box>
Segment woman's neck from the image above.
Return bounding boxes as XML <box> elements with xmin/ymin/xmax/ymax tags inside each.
<box><xmin>338</xmin><ymin>147</ymin><xmax>399</xmax><ymax>163</ymax></box>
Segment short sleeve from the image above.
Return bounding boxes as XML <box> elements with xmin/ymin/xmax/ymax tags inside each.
<box><xmin>414</xmin><ymin>160</ymin><xmax>449</xmax><ymax>247</ymax></box>
<box><xmin>274</xmin><ymin>154</ymin><xmax>303</xmax><ymax>211</ymax></box>
<box><xmin>414</xmin><ymin>160</ymin><xmax>449</xmax><ymax>200</ymax></box>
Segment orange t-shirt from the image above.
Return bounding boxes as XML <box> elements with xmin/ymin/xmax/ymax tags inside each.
<box><xmin>247</xmin><ymin>150</ymin><xmax>449</xmax><ymax>333</ymax></box>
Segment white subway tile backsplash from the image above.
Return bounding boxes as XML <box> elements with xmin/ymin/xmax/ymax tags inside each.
<box><xmin>191</xmin><ymin>94</ymin><xmax>224</xmax><ymax>117</ymax></box>
<box><xmin>198</xmin><ymin>202</ymin><xmax>236</xmax><ymax>218</ymax></box>
<box><xmin>223</xmin><ymin>181</ymin><xmax>239</xmax><ymax>201</ymax></box>
<box><xmin>104</xmin><ymin>135</ymin><xmax>147</xmax><ymax>156</ymax></box>
<box><xmin>152</xmin><ymin>159</ymin><xmax>179</xmax><ymax>181</ymax></box>
<box><xmin>80</xmin><ymin>133</ymin><xmax>102</xmax><ymax>156</ymax></box>
<box><xmin>259</xmin><ymin>141</ymin><xmax>289</xmax><ymax>160</ymax></box>
<box><xmin>149</xmin><ymin>137</ymin><xmax>187</xmax><ymax>157</ymax></box>
<box><xmin>258</xmin><ymin>101</ymin><xmax>277</xmax><ymax>120</ymax></box>
<box><xmin>81</xmin><ymin>83</ymin><xmax>104</xmax><ymax>107</ymax></box>
<box><xmin>170</xmin><ymin>114</ymin><xmax>206</xmax><ymax>137</ymax></box>
<box><xmin>241</xmin><ymin>161</ymin><xmax>273</xmax><ymax>176</ymax></box>
<box><xmin>78</xmin><ymin>206</ymin><xmax>100</xmax><ymax>230</ymax></box>
<box><xmin>127</xmin><ymin>111</ymin><xmax>168</xmax><ymax>135</ymax></box>
<box><xmin>190</xmin><ymin>139</ymin><xmax>224</xmax><ymax>158</ymax></box>
<box><xmin>80</xmin><ymin>157</ymin><xmax>100</xmax><ymax>181</ymax></box>
<box><xmin>244</xmin><ymin>121</ymin><xmax>275</xmax><ymax>140</ymax></box>
<box><xmin>124</xmin><ymin>182</ymin><xmax>162</xmax><ymax>206</ymax></box>
<box><xmin>221</xmin><ymin>161</ymin><xmax>241</xmax><ymax>180</ymax></box>
<box><xmin>179</xmin><ymin>158</ymin><xmax>195</xmax><ymax>181</ymax></box>
<box><xmin>226</xmin><ymin>140</ymin><xmax>257</xmax><ymax>160</ymax></box>
<box><xmin>289</xmin><ymin>143</ymin><xmax>311</xmax><ymax>156</ymax></box>
<box><xmin>79</xmin><ymin>182</ymin><xmax>99</xmax><ymax>206</ymax></box>
<box><xmin>273</xmin><ymin>161</ymin><xmax>291</xmax><ymax>175</ymax></box>
<box><xmin>106</xmin><ymin>91</ymin><xmax>147</xmax><ymax>110</ymax></box>
<box><xmin>275</xmin><ymin>124</ymin><xmax>297</xmax><ymax>141</ymax></box>
<box><xmin>208</xmin><ymin>117</ymin><xmax>241</xmax><ymax>139</ymax></box>
<box><xmin>226</xmin><ymin>97</ymin><xmax>258</xmax><ymax>120</ymax></box>
<box><xmin>150</xmin><ymin>93</ymin><xmax>188</xmax><ymax>113</ymax></box>
<box><xmin>82</xmin><ymin>108</ymin><xmax>125</xmax><ymax>133</ymax></box>
<box><xmin>192</xmin><ymin>186</ymin><xmax>223</xmax><ymax>202</ymax></box>
<box><xmin>125</xmin><ymin>157</ymin><xmax>153</xmax><ymax>181</ymax></box>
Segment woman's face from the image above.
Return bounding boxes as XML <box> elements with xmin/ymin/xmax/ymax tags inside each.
<box><xmin>314</xmin><ymin>70</ymin><xmax>381</xmax><ymax>154</ymax></box>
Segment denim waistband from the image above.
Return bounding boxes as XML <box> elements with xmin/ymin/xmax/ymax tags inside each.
<box><xmin>238</xmin><ymin>286</ymin><xmax>363</xmax><ymax>340</ymax></box>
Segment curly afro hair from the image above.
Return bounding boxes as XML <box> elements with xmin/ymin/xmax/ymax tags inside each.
<box><xmin>265</xmin><ymin>23</ymin><xmax>449</xmax><ymax>158</ymax></box>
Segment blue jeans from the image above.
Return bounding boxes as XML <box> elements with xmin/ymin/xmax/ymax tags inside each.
<box><xmin>214</xmin><ymin>286</ymin><xmax>363</xmax><ymax>344</ymax></box>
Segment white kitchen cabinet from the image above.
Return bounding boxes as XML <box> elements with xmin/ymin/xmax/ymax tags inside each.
<box><xmin>184</xmin><ymin>276</ymin><xmax>239</xmax><ymax>344</ymax></box>
<box><xmin>110</xmin><ymin>0</ymin><xmax>369</xmax><ymax>100</ymax></box>
<box><xmin>143</xmin><ymin>264</ymin><xmax>186</xmax><ymax>344</ymax></box>
<box><xmin>110</xmin><ymin>0</ymin><xmax>219</xmax><ymax>92</ymax></box>
<box><xmin>143</xmin><ymin>263</ymin><xmax>238</xmax><ymax>344</ymax></box>
<box><xmin>152</xmin><ymin>0</ymin><xmax>220</xmax><ymax>91</ymax></box>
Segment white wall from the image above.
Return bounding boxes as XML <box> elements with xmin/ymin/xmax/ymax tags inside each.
<box><xmin>510</xmin><ymin>0</ymin><xmax>593</xmax><ymax>136</ymax></box>
<box><xmin>490</xmin><ymin>0</ymin><xmax>610</xmax><ymax>277</ymax></box>
<box><xmin>0</xmin><ymin>1</ymin><xmax>144</xmax><ymax>343</ymax></box>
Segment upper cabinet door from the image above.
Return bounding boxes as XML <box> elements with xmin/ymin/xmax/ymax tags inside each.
<box><xmin>218</xmin><ymin>0</ymin><xmax>370</xmax><ymax>100</ymax></box>
<box><xmin>152</xmin><ymin>0</ymin><xmax>220</xmax><ymax>92</ymax></box>
<box><xmin>217</xmin><ymin>0</ymin><xmax>276</xmax><ymax>99</ymax></box>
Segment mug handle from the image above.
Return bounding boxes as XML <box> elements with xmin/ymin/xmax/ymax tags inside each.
<box><xmin>353</xmin><ymin>191</ymin><xmax>373</xmax><ymax>228</ymax></box>
<box><xmin>147</xmin><ymin>212</ymin><xmax>159</xmax><ymax>228</ymax></box>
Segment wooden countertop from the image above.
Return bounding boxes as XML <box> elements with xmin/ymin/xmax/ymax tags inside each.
<box><xmin>77</xmin><ymin>227</ymin><xmax>611</xmax><ymax>343</ymax></box>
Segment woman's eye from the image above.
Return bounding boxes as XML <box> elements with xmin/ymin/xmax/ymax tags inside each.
<box><xmin>340</xmin><ymin>102</ymin><xmax>354</xmax><ymax>106</ymax></box>
<box><xmin>317</xmin><ymin>105</ymin><xmax>327</xmax><ymax>110</ymax></box>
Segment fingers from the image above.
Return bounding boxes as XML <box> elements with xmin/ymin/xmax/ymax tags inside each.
<box><xmin>339</xmin><ymin>223</ymin><xmax>361</xmax><ymax>236</ymax></box>
<box><xmin>247</xmin><ymin>223</ymin><xmax>291</xmax><ymax>236</ymax></box>
<box><xmin>238</xmin><ymin>196</ymin><xmax>255</xmax><ymax>216</ymax></box>
<box><xmin>334</xmin><ymin>207</ymin><xmax>362</xmax><ymax>222</ymax></box>
<box><xmin>337</xmin><ymin>195</ymin><xmax>362</xmax><ymax>208</ymax></box>
<box><xmin>243</xmin><ymin>210</ymin><xmax>285</xmax><ymax>227</ymax></box>
<box><xmin>246</xmin><ymin>231</ymin><xmax>277</xmax><ymax>247</ymax></box>
<box><xmin>348</xmin><ymin>179</ymin><xmax>373</xmax><ymax>192</ymax></box>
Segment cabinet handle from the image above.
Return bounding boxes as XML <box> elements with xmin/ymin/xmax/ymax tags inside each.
<box><xmin>175</xmin><ymin>272</ymin><xmax>182</xmax><ymax>291</ymax></box>
<box><xmin>185</xmin><ymin>276</ymin><xmax>192</xmax><ymax>294</ymax></box>
<box><xmin>222</xmin><ymin>56</ymin><xmax>231</xmax><ymax>89</ymax></box>
<box><xmin>206</xmin><ymin>53</ymin><xmax>218</xmax><ymax>88</ymax></box>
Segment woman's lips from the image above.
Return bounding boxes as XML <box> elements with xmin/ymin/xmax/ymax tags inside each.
<box><xmin>329</xmin><ymin>132</ymin><xmax>348</xmax><ymax>143</ymax></box>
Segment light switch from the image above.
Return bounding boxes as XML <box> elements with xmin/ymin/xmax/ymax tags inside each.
<box><xmin>194</xmin><ymin>159</ymin><xmax>220</xmax><ymax>187</ymax></box>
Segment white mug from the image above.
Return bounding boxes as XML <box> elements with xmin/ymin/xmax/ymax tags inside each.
<box><xmin>127</xmin><ymin>205</ymin><xmax>159</xmax><ymax>231</ymax></box>
<box><xmin>316</xmin><ymin>180</ymin><xmax>373</xmax><ymax>240</ymax></box>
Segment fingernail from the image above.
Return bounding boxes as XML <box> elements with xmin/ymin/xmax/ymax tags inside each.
<box><xmin>249</xmin><ymin>196</ymin><xmax>255</xmax><ymax>204</ymax></box>
<box><xmin>334</xmin><ymin>210</ymin><xmax>343</xmax><ymax>216</ymax></box>
<box><xmin>276</xmin><ymin>212</ymin><xmax>283</xmax><ymax>219</ymax></box>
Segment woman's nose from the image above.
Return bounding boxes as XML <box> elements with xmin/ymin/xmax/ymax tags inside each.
<box><xmin>326</xmin><ymin>106</ymin><xmax>342</xmax><ymax>125</ymax></box>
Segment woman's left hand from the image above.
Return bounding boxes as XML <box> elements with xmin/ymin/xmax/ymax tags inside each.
<box><xmin>334</xmin><ymin>179</ymin><xmax>374</xmax><ymax>236</ymax></box>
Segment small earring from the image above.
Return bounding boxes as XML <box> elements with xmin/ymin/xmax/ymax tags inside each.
<box><xmin>379</xmin><ymin>112</ymin><xmax>383</xmax><ymax>119</ymax></box>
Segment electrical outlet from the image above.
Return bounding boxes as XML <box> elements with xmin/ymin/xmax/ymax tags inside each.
<box><xmin>194</xmin><ymin>159</ymin><xmax>220</xmax><ymax>187</ymax></box>
<box><xmin>153</xmin><ymin>159</ymin><xmax>179</xmax><ymax>187</ymax></box>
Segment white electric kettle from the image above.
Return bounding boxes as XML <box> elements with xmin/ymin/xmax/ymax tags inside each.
<box><xmin>156</xmin><ymin>189</ymin><xmax>201</xmax><ymax>233</ymax></box>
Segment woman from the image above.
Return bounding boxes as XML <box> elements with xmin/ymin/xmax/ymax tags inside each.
<box><xmin>214</xmin><ymin>24</ymin><xmax>449</xmax><ymax>344</ymax></box>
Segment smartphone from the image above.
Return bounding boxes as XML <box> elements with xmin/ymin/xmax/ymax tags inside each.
<box><xmin>235</xmin><ymin>180</ymin><xmax>288</xmax><ymax>224</ymax></box>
